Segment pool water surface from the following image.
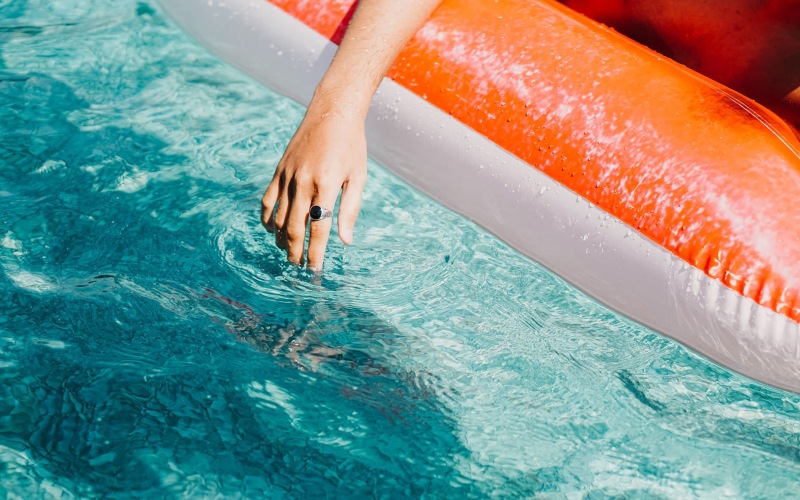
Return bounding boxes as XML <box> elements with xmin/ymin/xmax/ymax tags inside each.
<box><xmin>1</xmin><ymin>0</ymin><xmax>800</xmax><ymax>497</ymax></box>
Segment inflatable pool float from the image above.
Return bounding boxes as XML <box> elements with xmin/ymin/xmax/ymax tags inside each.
<box><xmin>157</xmin><ymin>0</ymin><xmax>800</xmax><ymax>393</ymax></box>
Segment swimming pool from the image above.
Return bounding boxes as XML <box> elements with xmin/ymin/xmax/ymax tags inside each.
<box><xmin>2</xmin><ymin>0</ymin><xmax>800</xmax><ymax>496</ymax></box>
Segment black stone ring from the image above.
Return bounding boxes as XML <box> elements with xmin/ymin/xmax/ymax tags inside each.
<box><xmin>309</xmin><ymin>205</ymin><xmax>333</xmax><ymax>221</ymax></box>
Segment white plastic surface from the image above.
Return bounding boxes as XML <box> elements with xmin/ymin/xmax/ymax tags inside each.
<box><xmin>157</xmin><ymin>0</ymin><xmax>800</xmax><ymax>393</ymax></box>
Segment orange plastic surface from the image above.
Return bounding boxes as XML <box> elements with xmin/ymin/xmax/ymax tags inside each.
<box><xmin>561</xmin><ymin>0</ymin><xmax>800</xmax><ymax>130</ymax></box>
<box><xmin>270</xmin><ymin>0</ymin><xmax>800</xmax><ymax>322</ymax></box>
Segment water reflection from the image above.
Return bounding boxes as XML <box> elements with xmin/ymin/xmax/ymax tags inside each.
<box><xmin>0</xmin><ymin>4</ymin><xmax>472</xmax><ymax>495</ymax></box>
<box><xmin>3</xmin><ymin>0</ymin><xmax>800</xmax><ymax>497</ymax></box>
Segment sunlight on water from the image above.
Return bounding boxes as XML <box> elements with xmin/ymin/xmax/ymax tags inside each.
<box><xmin>1</xmin><ymin>0</ymin><xmax>800</xmax><ymax>497</ymax></box>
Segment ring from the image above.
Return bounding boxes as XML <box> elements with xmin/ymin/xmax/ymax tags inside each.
<box><xmin>309</xmin><ymin>205</ymin><xmax>333</xmax><ymax>221</ymax></box>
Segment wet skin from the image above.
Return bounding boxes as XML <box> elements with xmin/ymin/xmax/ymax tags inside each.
<box><xmin>265</xmin><ymin>0</ymin><xmax>800</xmax><ymax>267</ymax></box>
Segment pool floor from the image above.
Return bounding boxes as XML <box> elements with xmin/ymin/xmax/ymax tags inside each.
<box><xmin>1</xmin><ymin>0</ymin><xmax>800</xmax><ymax>497</ymax></box>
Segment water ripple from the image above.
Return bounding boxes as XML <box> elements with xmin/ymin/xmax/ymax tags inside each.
<box><xmin>2</xmin><ymin>0</ymin><xmax>800</xmax><ymax>497</ymax></box>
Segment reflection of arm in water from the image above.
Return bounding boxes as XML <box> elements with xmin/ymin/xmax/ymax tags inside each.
<box><xmin>260</xmin><ymin>0</ymin><xmax>443</xmax><ymax>270</ymax></box>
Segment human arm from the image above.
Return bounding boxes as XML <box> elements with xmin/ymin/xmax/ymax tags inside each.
<box><xmin>260</xmin><ymin>0</ymin><xmax>444</xmax><ymax>270</ymax></box>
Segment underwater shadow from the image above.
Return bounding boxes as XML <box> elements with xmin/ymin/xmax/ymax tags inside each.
<box><xmin>0</xmin><ymin>2</ymin><xmax>498</xmax><ymax>495</ymax></box>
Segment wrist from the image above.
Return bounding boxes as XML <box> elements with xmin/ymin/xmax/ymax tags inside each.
<box><xmin>311</xmin><ymin>75</ymin><xmax>376</xmax><ymax>120</ymax></box>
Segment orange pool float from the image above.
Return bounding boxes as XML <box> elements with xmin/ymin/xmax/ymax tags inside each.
<box><xmin>160</xmin><ymin>0</ymin><xmax>800</xmax><ymax>392</ymax></box>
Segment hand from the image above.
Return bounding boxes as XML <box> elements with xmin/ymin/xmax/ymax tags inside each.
<box><xmin>261</xmin><ymin>99</ymin><xmax>367</xmax><ymax>270</ymax></box>
<box><xmin>259</xmin><ymin>0</ymin><xmax>443</xmax><ymax>269</ymax></box>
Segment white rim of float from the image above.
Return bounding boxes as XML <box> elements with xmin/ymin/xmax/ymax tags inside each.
<box><xmin>157</xmin><ymin>0</ymin><xmax>800</xmax><ymax>393</ymax></box>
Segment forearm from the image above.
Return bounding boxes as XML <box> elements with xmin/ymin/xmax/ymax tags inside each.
<box><xmin>263</xmin><ymin>0</ymin><xmax>443</xmax><ymax>267</ymax></box>
<box><xmin>311</xmin><ymin>0</ymin><xmax>443</xmax><ymax>118</ymax></box>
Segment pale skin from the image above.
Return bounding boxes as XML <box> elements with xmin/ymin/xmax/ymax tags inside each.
<box><xmin>263</xmin><ymin>0</ymin><xmax>800</xmax><ymax>269</ymax></box>
<box><xmin>260</xmin><ymin>0</ymin><xmax>443</xmax><ymax>270</ymax></box>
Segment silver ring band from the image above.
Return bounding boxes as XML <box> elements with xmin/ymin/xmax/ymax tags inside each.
<box><xmin>309</xmin><ymin>205</ymin><xmax>333</xmax><ymax>221</ymax></box>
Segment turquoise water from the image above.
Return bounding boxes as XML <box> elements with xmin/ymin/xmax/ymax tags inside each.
<box><xmin>2</xmin><ymin>0</ymin><xmax>800</xmax><ymax>497</ymax></box>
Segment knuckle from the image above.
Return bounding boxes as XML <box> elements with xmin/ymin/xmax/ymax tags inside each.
<box><xmin>317</xmin><ymin>171</ymin><xmax>337</xmax><ymax>186</ymax></box>
<box><xmin>349</xmin><ymin>171</ymin><xmax>367</xmax><ymax>185</ymax></box>
<box><xmin>293</xmin><ymin>168</ymin><xmax>315</xmax><ymax>186</ymax></box>
<box><xmin>286</xmin><ymin>224</ymin><xmax>305</xmax><ymax>242</ymax></box>
<box><xmin>308</xmin><ymin>221</ymin><xmax>330</xmax><ymax>238</ymax></box>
